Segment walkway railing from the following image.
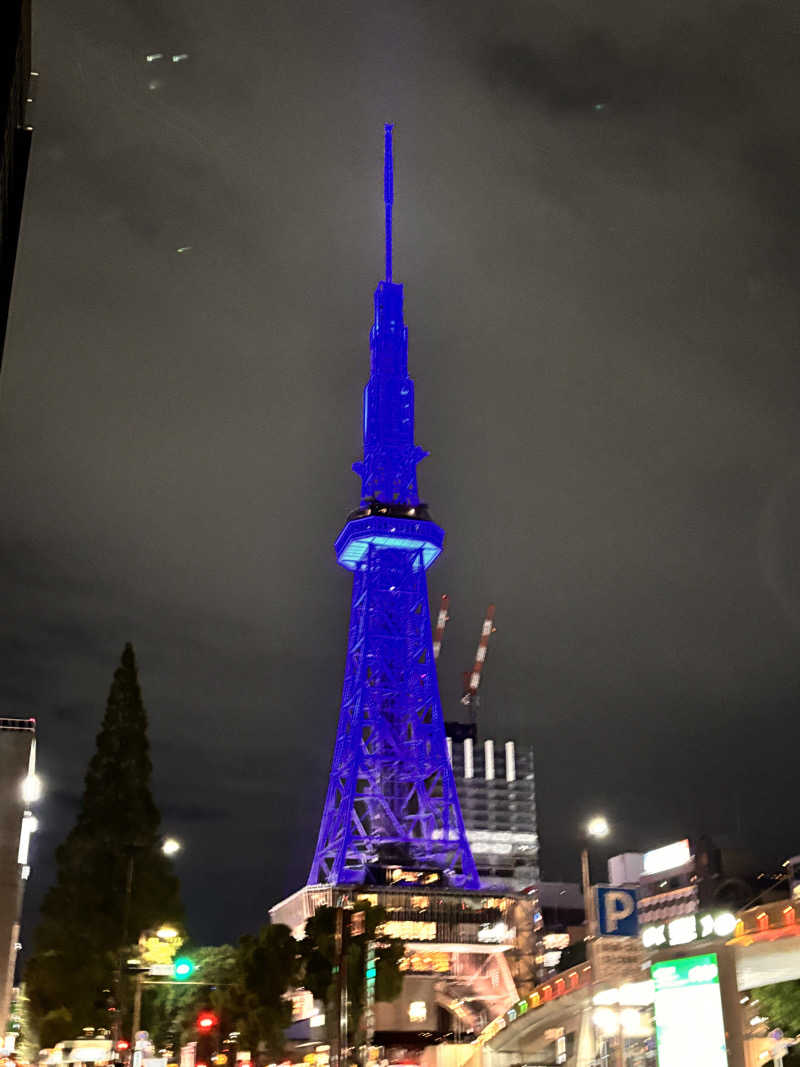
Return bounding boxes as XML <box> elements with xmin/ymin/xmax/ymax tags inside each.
<box><xmin>474</xmin><ymin>963</ymin><xmax>593</xmax><ymax>1046</ymax></box>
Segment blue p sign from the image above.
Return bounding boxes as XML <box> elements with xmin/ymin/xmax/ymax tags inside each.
<box><xmin>596</xmin><ymin>887</ymin><xmax>638</xmax><ymax>936</ymax></box>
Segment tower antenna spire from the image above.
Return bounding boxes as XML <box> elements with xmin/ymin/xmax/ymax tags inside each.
<box><xmin>383</xmin><ymin>123</ymin><xmax>393</xmax><ymax>282</ymax></box>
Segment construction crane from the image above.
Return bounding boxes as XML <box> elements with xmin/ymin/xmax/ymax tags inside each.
<box><xmin>460</xmin><ymin>604</ymin><xmax>496</xmax><ymax>722</ymax></box>
<box><xmin>432</xmin><ymin>594</ymin><xmax>449</xmax><ymax>661</ymax></box>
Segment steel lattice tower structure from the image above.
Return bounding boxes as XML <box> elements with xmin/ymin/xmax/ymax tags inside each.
<box><xmin>308</xmin><ymin>127</ymin><xmax>479</xmax><ymax>889</ymax></box>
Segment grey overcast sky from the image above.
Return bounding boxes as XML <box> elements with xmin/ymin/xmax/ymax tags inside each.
<box><xmin>2</xmin><ymin>0</ymin><xmax>799</xmax><ymax>942</ymax></box>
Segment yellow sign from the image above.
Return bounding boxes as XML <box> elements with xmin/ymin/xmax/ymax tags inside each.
<box><xmin>138</xmin><ymin>926</ymin><xmax>183</xmax><ymax>966</ymax></box>
<box><xmin>378</xmin><ymin>920</ymin><xmax>436</xmax><ymax>941</ymax></box>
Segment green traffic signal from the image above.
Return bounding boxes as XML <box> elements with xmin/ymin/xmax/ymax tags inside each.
<box><xmin>173</xmin><ymin>957</ymin><xmax>195</xmax><ymax>981</ymax></box>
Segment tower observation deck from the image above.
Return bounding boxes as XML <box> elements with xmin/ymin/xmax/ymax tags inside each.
<box><xmin>308</xmin><ymin>127</ymin><xmax>478</xmax><ymax>889</ymax></box>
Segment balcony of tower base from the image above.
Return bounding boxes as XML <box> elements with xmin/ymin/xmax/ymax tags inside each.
<box><xmin>335</xmin><ymin>514</ymin><xmax>444</xmax><ymax>571</ymax></box>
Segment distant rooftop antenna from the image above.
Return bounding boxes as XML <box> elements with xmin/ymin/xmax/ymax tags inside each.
<box><xmin>383</xmin><ymin>123</ymin><xmax>394</xmax><ymax>282</ymax></box>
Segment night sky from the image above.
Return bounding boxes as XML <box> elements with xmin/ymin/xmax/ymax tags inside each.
<box><xmin>2</xmin><ymin>0</ymin><xmax>799</xmax><ymax>944</ymax></box>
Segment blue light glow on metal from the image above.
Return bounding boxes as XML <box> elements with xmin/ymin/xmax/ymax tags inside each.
<box><xmin>308</xmin><ymin>126</ymin><xmax>478</xmax><ymax>889</ymax></box>
<box><xmin>334</xmin><ymin>515</ymin><xmax>444</xmax><ymax>571</ymax></box>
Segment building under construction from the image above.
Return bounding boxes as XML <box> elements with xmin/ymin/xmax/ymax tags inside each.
<box><xmin>438</xmin><ymin>601</ymin><xmax>540</xmax><ymax>892</ymax></box>
<box><xmin>447</xmin><ymin>735</ymin><xmax>539</xmax><ymax>891</ymax></box>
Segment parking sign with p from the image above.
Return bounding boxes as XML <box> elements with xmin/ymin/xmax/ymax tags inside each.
<box><xmin>596</xmin><ymin>887</ymin><xmax>638</xmax><ymax>936</ymax></box>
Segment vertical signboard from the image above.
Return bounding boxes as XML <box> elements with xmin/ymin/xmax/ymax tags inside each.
<box><xmin>364</xmin><ymin>941</ymin><xmax>376</xmax><ymax>1049</ymax></box>
<box><xmin>651</xmin><ymin>953</ymin><xmax>728</xmax><ymax>1066</ymax></box>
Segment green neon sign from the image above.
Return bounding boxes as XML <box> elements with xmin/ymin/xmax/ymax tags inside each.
<box><xmin>652</xmin><ymin>953</ymin><xmax>719</xmax><ymax>991</ymax></box>
<box><xmin>652</xmin><ymin>953</ymin><xmax>727</xmax><ymax>1067</ymax></box>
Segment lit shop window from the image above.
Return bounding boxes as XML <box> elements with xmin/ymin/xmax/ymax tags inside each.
<box><xmin>408</xmin><ymin>1001</ymin><xmax>427</xmax><ymax>1023</ymax></box>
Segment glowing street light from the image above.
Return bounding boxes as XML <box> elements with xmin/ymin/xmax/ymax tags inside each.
<box><xmin>156</xmin><ymin>925</ymin><xmax>179</xmax><ymax>941</ymax></box>
<box><xmin>21</xmin><ymin>774</ymin><xmax>42</xmax><ymax>805</ymax></box>
<box><xmin>586</xmin><ymin>815</ymin><xmax>610</xmax><ymax>839</ymax></box>
<box><xmin>161</xmin><ymin>837</ymin><xmax>182</xmax><ymax>857</ymax></box>
<box><xmin>581</xmin><ymin>814</ymin><xmax>611</xmax><ymax>939</ymax></box>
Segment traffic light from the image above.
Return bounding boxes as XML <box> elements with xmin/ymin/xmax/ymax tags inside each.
<box><xmin>173</xmin><ymin>957</ymin><xmax>195</xmax><ymax>981</ymax></box>
<box><xmin>116</xmin><ymin>1041</ymin><xmax>130</xmax><ymax>1053</ymax></box>
<box><xmin>197</xmin><ymin>1011</ymin><xmax>218</xmax><ymax>1032</ymax></box>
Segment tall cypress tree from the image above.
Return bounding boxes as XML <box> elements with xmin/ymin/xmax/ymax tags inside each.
<box><xmin>27</xmin><ymin>644</ymin><xmax>181</xmax><ymax>1047</ymax></box>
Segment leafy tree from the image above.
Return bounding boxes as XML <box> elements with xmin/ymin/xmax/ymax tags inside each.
<box><xmin>233</xmin><ymin>925</ymin><xmax>301</xmax><ymax>1057</ymax></box>
<box><xmin>144</xmin><ymin>929</ymin><xmax>299</xmax><ymax>1061</ymax></box>
<box><xmin>299</xmin><ymin>903</ymin><xmax>403</xmax><ymax>1043</ymax></box>
<box><xmin>143</xmin><ymin>944</ymin><xmax>240</xmax><ymax>1050</ymax></box>
<box><xmin>26</xmin><ymin>644</ymin><xmax>181</xmax><ymax>1045</ymax></box>
<box><xmin>9</xmin><ymin>984</ymin><xmax>42</xmax><ymax>1061</ymax></box>
<box><xmin>753</xmin><ymin>980</ymin><xmax>800</xmax><ymax>1039</ymax></box>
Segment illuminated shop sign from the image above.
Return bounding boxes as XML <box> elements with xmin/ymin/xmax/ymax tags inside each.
<box><xmin>478</xmin><ymin>921</ymin><xmax>511</xmax><ymax>943</ymax></box>
<box><xmin>641</xmin><ymin>911</ymin><xmax>736</xmax><ymax>949</ymax></box>
<box><xmin>642</xmin><ymin>840</ymin><xmax>691</xmax><ymax>875</ymax></box>
<box><xmin>652</xmin><ymin>954</ymin><xmax>728</xmax><ymax>1067</ymax></box>
<box><xmin>408</xmin><ymin>1001</ymin><xmax>427</xmax><ymax>1023</ymax></box>
<box><xmin>379</xmin><ymin>920</ymin><xmax>437</xmax><ymax>940</ymax></box>
<box><xmin>400</xmin><ymin>950</ymin><xmax>450</xmax><ymax>973</ymax></box>
<box><xmin>543</xmin><ymin>933</ymin><xmax>570</xmax><ymax>950</ymax></box>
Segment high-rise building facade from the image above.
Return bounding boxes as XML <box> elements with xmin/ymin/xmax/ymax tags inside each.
<box><xmin>0</xmin><ymin>718</ymin><xmax>37</xmax><ymax>1040</ymax></box>
<box><xmin>0</xmin><ymin>0</ymin><xmax>32</xmax><ymax>366</ymax></box>
<box><xmin>447</xmin><ymin>735</ymin><xmax>539</xmax><ymax>891</ymax></box>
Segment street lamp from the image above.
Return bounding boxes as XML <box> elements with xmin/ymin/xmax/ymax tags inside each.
<box><xmin>161</xmin><ymin>837</ymin><xmax>182</xmax><ymax>857</ymax></box>
<box><xmin>581</xmin><ymin>815</ymin><xmax>610</xmax><ymax>939</ymax></box>
<box><xmin>586</xmin><ymin>815</ymin><xmax>609</xmax><ymax>840</ymax></box>
<box><xmin>21</xmin><ymin>773</ymin><xmax>42</xmax><ymax>805</ymax></box>
<box><xmin>116</xmin><ymin>835</ymin><xmax>183</xmax><ymax>1044</ymax></box>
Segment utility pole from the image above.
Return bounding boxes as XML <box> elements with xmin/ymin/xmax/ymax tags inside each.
<box><xmin>332</xmin><ymin>903</ymin><xmax>350</xmax><ymax>1067</ymax></box>
<box><xmin>130</xmin><ymin>972</ymin><xmax>143</xmax><ymax>1066</ymax></box>
<box><xmin>114</xmin><ymin>852</ymin><xmax>136</xmax><ymax>1044</ymax></box>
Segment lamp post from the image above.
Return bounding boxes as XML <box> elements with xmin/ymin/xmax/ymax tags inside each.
<box><xmin>116</xmin><ymin>836</ymin><xmax>183</xmax><ymax>1045</ymax></box>
<box><xmin>130</xmin><ymin>922</ymin><xmax>182</xmax><ymax>1056</ymax></box>
<box><xmin>581</xmin><ymin>815</ymin><xmax>609</xmax><ymax>939</ymax></box>
<box><xmin>582</xmin><ymin>817</ymin><xmax>627</xmax><ymax>1067</ymax></box>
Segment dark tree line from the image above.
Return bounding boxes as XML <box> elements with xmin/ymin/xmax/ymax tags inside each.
<box><xmin>24</xmin><ymin>645</ymin><xmax>403</xmax><ymax>1058</ymax></box>
<box><xmin>27</xmin><ymin>644</ymin><xmax>181</xmax><ymax>1048</ymax></box>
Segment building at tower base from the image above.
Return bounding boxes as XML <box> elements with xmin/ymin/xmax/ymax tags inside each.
<box><xmin>270</xmin><ymin>882</ymin><xmax>538</xmax><ymax>1052</ymax></box>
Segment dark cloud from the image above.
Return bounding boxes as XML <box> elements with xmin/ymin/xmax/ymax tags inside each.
<box><xmin>479</xmin><ymin>0</ymin><xmax>800</xmax><ymax>275</ymax></box>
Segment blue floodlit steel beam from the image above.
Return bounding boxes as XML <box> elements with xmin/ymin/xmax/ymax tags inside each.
<box><xmin>308</xmin><ymin>125</ymin><xmax>478</xmax><ymax>889</ymax></box>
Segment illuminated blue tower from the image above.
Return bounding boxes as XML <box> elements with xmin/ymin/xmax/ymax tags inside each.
<box><xmin>309</xmin><ymin>127</ymin><xmax>479</xmax><ymax>889</ymax></box>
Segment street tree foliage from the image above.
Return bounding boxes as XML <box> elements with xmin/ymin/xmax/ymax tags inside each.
<box><xmin>145</xmin><ymin>929</ymin><xmax>300</xmax><ymax>1060</ymax></box>
<box><xmin>299</xmin><ymin>903</ymin><xmax>403</xmax><ymax>1040</ymax></box>
<box><xmin>754</xmin><ymin>980</ymin><xmax>800</xmax><ymax>1042</ymax></box>
<box><xmin>144</xmin><ymin>945</ymin><xmax>240</xmax><ymax>1049</ymax></box>
<box><xmin>26</xmin><ymin>644</ymin><xmax>182</xmax><ymax>1046</ymax></box>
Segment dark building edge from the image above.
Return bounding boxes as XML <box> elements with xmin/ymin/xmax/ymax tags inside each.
<box><xmin>0</xmin><ymin>0</ymin><xmax>32</xmax><ymax>368</ymax></box>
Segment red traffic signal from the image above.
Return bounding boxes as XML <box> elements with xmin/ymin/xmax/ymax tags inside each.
<box><xmin>116</xmin><ymin>1041</ymin><xmax>130</xmax><ymax>1052</ymax></box>
<box><xmin>197</xmin><ymin>1011</ymin><xmax>218</xmax><ymax>1032</ymax></box>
